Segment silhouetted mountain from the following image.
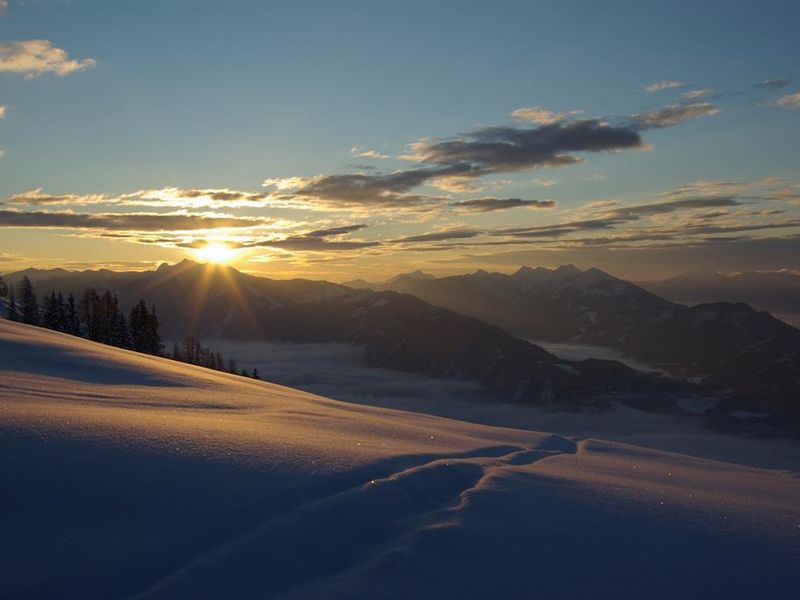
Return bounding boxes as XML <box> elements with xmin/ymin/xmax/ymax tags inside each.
<box><xmin>376</xmin><ymin>265</ymin><xmax>800</xmax><ymax>404</ymax></box>
<box><xmin>640</xmin><ymin>269</ymin><xmax>800</xmax><ymax>326</ymax></box>
<box><xmin>10</xmin><ymin>260</ymin><xmax>686</xmax><ymax>406</ymax></box>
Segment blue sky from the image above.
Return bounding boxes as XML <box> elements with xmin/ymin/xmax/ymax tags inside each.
<box><xmin>1</xmin><ymin>0</ymin><xmax>799</xmax><ymax>279</ymax></box>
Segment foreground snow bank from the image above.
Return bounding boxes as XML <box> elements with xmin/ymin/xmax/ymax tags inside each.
<box><xmin>1</xmin><ymin>320</ymin><xmax>798</xmax><ymax>599</ymax></box>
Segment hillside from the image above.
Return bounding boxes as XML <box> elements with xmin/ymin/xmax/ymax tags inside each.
<box><xmin>1</xmin><ymin>320</ymin><xmax>799</xmax><ymax>599</ymax></box>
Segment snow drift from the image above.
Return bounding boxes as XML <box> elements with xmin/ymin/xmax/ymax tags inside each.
<box><xmin>1</xmin><ymin>320</ymin><xmax>798</xmax><ymax>599</ymax></box>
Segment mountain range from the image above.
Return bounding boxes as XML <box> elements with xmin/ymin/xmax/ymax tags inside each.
<box><xmin>349</xmin><ymin>265</ymin><xmax>800</xmax><ymax>406</ymax></box>
<box><xmin>639</xmin><ymin>269</ymin><xmax>800</xmax><ymax>327</ymax></box>
<box><xmin>8</xmin><ymin>261</ymin><xmax>800</xmax><ymax>413</ymax></box>
<box><xmin>6</xmin><ymin>261</ymin><xmax>686</xmax><ymax>407</ymax></box>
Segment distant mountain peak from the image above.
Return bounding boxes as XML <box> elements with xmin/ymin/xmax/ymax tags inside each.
<box><xmin>553</xmin><ymin>264</ymin><xmax>581</xmax><ymax>276</ymax></box>
<box><xmin>386</xmin><ymin>270</ymin><xmax>435</xmax><ymax>284</ymax></box>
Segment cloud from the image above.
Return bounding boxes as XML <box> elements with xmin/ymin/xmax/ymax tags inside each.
<box><xmin>305</xmin><ymin>224</ymin><xmax>369</xmax><ymax>237</ymax></box>
<box><xmin>643</xmin><ymin>80</ymin><xmax>690</xmax><ymax>92</ymax></box>
<box><xmin>0</xmin><ymin>209</ymin><xmax>271</xmax><ymax>231</ymax></box>
<box><xmin>409</xmin><ymin>119</ymin><xmax>643</xmax><ymax>175</ymax></box>
<box><xmin>0</xmin><ymin>251</ymin><xmax>22</xmax><ymax>263</ymax></box>
<box><xmin>0</xmin><ymin>105</ymin><xmax>6</xmax><ymax>119</ymax></box>
<box><xmin>235</xmin><ymin>222</ymin><xmax>378</xmax><ymax>252</ymax></box>
<box><xmin>681</xmin><ymin>89</ymin><xmax>714</xmax><ymax>100</ymax></box>
<box><xmin>131</xmin><ymin>187</ymin><xmax>273</xmax><ymax>208</ymax></box>
<box><xmin>510</xmin><ymin>106</ymin><xmax>581</xmax><ymax>125</ymax></box>
<box><xmin>260</xmin><ymin>116</ymin><xmax>646</xmax><ymax>211</ymax></box>
<box><xmin>263</xmin><ymin>170</ymin><xmax>453</xmax><ymax>210</ymax></box>
<box><xmin>598</xmin><ymin>195</ymin><xmax>741</xmax><ymax>221</ymax></box>
<box><xmin>773</xmin><ymin>92</ymin><xmax>800</xmax><ymax>109</ymax></box>
<box><xmin>498</xmin><ymin>219</ymin><xmax>616</xmax><ymax>239</ymax></box>
<box><xmin>0</xmin><ymin>1</ymin><xmax>6</xmax><ymax>17</ymax></box>
<box><xmin>3</xmin><ymin>187</ymin><xmax>278</xmax><ymax>209</ymax></box>
<box><xmin>452</xmin><ymin>197</ymin><xmax>556</xmax><ymax>213</ymax></box>
<box><xmin>4</xmin><ymin>188</ymin><xmax>108</xmax><ymax>206</ymax></box>
<box><xmin>0</xmin><ymin>40</ymin><xmax>96</xmax><ymax>77</ymax></box>
<box><xmin>257</xmin><ymin>100</ymin><xmax>731</xmax><ymax>212</ymax></box>
<box><xmin>350</xmin><ymin>147</ymin><xmax>390</xmax><ymax>159</ymax></box>
<box><xmin>398</xmin><ymin>228</ymin><xmax>484</xmax><ymax>243</ymax></box>
<box><xmin>755</xmin><ymin>78</ymin><xmax>790</xmax><ymax>89</ymax></box>
<box><xmin>629</xmin><ymin>103</ymin><xmax>720</xmax><ymax>129</ymax></box>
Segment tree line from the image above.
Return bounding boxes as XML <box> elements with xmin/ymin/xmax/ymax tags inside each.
<box><xmin>0</xmin><ymin>273</ymin><xmax>259</xmax><ymax>379</ymax></box>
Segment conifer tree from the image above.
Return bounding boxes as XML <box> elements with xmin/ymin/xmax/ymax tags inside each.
<box><xmin>7</xmin><ymin>286</ymin><xmax>19</xmax><ymax>321</ymax></box>
<box><xmin>19</xmin><ymin>277</ymin><xmax>40</xmax><ymax>325</ymax></box>
<box><xmin>0</xmin><ymin>272</ymin><xmax>7</xmax><ymax>298</ymax></box>
<box><xmin>129</xmin><ymin>299</ymin><xmax>149</xmax><ymax>352</ymax></box>
<box><xmin>81</xmin><ymin>288</ymin><xmax>101</xmax><ymax>341</ymax></box>
<box><xmin>43</xmin><ymin>291</ymin><xmax>61</xmax><ymax>330</ymax></box>
<box><xmin>147</xmin><ymin>305</ymin><xmax>163</xmax><ymax>355</ymax></box>
<box><xmin>66</xmin><ymin>293</ymin><xmax>80</xmax><ymax>335</ymax></box>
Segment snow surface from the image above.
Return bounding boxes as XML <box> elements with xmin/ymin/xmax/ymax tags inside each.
<box><xmin>1</xmin><ymin>320</ymin><xmax>799</xmax><ymax>599</ymax></box>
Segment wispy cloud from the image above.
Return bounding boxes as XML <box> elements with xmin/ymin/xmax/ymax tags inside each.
<box><xmin>681</xmin><ymin>89</ymin><xmax>714</xmax><ymax>100</ymax></box>
<box><xmin>629</xmin><ymin>102</ymin><xmax>720</xmax><ymax>129</ymax></box>
<box><xmin>243</xmin><ymin>223</ymin><xmax>378</xmax><ymax>252</ymax></box>
<box><xmin>0</xmin><ymin>40</ymin><xmax>96</xmax><ymax>78</ymax></box>
<box><xmin>755</xmin><ymin>78</ymin><xmax>790</xmax><ymax>90</ymax></box>
<box><xmin>773</xmin><ymin>92</ymin><xmax>800</xmax><ymax>109</ymax></box>
<box><xmin>452</xmin><ymin>197</ymin><xmax>556</xmax><ymax>213</ymax></box>
<box><xmin>643</xmin><ymin>80</ymin><xmax>690</xmax><ymax>92</ymax></box>
<box><xmin>397</xmin><ymin>228</ymin><xmax>484</xmax><ymax>243</ymax></box>
<box><xmin>511</xmin><ymin>106</ymin><xmax>581</xmax><ymax>125</ymax></box>
<box><xmin>350</xmin><ymin>146</ymin><xmax>390</xmax><ymax>159</ymax></box>
<box><xmin>4</xmin><ymin>188</ymin><xmax>108</xmax><ymax>206</ymax></box>
<box><xmin>0</xmin><ymin>209</ymin><xmax>271</xmax><ymax>231</ymax></box>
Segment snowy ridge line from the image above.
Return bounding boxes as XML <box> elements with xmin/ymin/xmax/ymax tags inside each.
<box><xmin>133</xmin><ymin>436</ymin><xmax>578</xmax><ymax>599</ymax></box>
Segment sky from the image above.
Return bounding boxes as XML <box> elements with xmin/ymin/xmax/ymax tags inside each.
<box><xmin>1</xmin><ymin>0</ymin><xmax>799</xmax><ymax>281</ymax></box>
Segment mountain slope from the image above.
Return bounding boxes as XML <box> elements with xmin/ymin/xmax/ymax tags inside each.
<box><xmin>641</xmin><ymin>269</ymin><xmax>800</xmax><ymax>326</ymax></box>
<box><xmin>378</xmin><ymin>265</ymin><xmax>800</xmax><ymax>405</ymax></box>
<box><xmin>2</xmin><ymin>320</ymin><xmax>799</xmax><ymax>599</ymax></box>
<box><xmin>10</xmin><ymin>260</ymin><xmax>686</xmax><ymax>405</ymax></box>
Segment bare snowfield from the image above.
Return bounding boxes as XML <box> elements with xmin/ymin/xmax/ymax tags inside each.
<box><xmin>2</xmin><ymin>320</ymin><xmax>799</xmax><ymax>599</ymax></box>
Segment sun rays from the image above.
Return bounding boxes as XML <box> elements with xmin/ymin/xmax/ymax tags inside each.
<box><xmin>194</xmin><ymin>241</ymin><xmax>238</xmax><ymax>264</ymax></box>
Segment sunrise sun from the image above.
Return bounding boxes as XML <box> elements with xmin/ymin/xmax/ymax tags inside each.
<box><xmin>195</xmin><ymin>242</ymin><xmax>237</xmax><ymax>264</ymax></box>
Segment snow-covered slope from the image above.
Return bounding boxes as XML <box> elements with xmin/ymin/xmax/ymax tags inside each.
<box><xmin>1</xmin><ymin>320</ymin><xmax>798</xmax><ymax>599</ymax></box>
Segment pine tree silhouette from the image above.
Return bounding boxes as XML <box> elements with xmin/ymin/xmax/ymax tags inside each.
<box><xmin>66</xmin><ymin>293</ymin><xmax>80</xmax><ymax>335</ymax></box>
<box><xmin>19</xmin><ymin>277</ymin><xmax>40</xmax><ymax>325</ymax></box>
<box><xmin>7</xmin><ymin>286</ymin><xmax>19</xmax><ymax>321</ymax></box>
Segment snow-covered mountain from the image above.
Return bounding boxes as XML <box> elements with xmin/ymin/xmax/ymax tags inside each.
<box><xmin>9</xmin><ymin>260</ymin><xmax>686</xmax><ymax>406</ymax></box>
<box><xmin>1</xmin><ymin>319</ymin><xmax>799</xmax><ymax>599</ymax></box>
<box><xmin>376</xmin><ymin>265</ymin><xmax>800</xmax><ymax>406</ymax></box>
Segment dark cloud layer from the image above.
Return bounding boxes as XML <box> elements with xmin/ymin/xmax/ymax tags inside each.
<box><xmin>267</xmin><ymin>120</ymin><xmax>644</xmax><ymax>209</ymax></box>
<box><xmin>0</xmin><ymin>210</ymin><xmax>269</xmax><ymax>231</ymax></box>
<box><xmin>599</xmin><ymin>196</ymin><xmax>741</xmax><ymax>220</ymax></box>
<box><xmin>243</xmin><ymin>222</ymin><xmax>378</xmax><ymax>251</ymax></box>
<box><xmin>452</xmin><ymin>197</ymin><xmax>556</xmax><ymax>213</ymax></box>
<box><xmin>398</xmin><ymin>228</ymin><xmax>485</xmax><ymax>243</ymax></box>
<box><xmin>413</xmin><ymin>120</ymin><xmax>643</xmax><ymax>174</ymax></box>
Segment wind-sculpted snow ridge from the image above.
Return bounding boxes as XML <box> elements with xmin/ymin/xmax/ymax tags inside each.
<box><xmin>1</xmin><ymin>320</ymin><xmax>799</xmax><ymax>599</ymax></box>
